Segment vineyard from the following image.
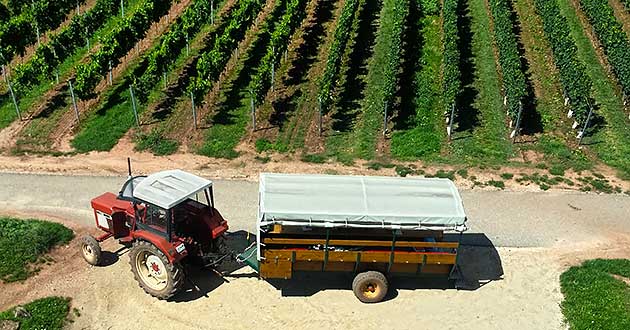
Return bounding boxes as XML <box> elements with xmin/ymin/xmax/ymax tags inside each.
<box><xmin>1</xmin><ymin>0</ymin><xmax>630</xmax><ymax>179</ymax></box>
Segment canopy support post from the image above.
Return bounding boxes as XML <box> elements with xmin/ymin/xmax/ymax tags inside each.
<box><xmin>387</xmin><ymin>230</ymin><xmax>397</xmax><ymax>273</ymax></box>
<box><xmin>322</xmin><ymin>229</ymin><xmax>330</xmax><ymax>271</ymax></box>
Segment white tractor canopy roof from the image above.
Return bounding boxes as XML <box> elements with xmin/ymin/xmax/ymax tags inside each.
<box><xmin>258</xmin><ymin>173</ymin><xmax>467</xmax><ymax>232</ymax></box>
<box><xmin>132</xmin><ymin>170</ymin><xmax>212</xmax><ymax>209</ymax></box>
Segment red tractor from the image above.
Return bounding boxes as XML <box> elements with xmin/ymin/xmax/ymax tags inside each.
<box><xmin>80</xmin><ymin>169</ymin><xmax>230</xmax><ymax>299</ymax></box>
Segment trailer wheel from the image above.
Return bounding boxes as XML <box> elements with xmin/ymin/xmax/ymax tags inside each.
<box><xmin>81</xmin><ymin>235</ymin><xmax>102</xmax><ymax>266</ymax></box>
<box><xmin>352</xmin><ymin>271</ymin><xmax>388</xmax><ymax>303</ymax></box>
<box><xmin>129</xmin><ymin>241</ymin><xmax>184</xmax><ymax>300</ymax></box>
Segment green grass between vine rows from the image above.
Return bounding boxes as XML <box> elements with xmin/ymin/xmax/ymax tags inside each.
<box><xmin>560</xmin><ymin>259</ymin><xmax>630</xmax><ymax>330</ymax></box>
<box><xmin>556</xmin><ymin>0</ymin><xmax>630</xmax><ymax>179</ymax></box>
<box><xmin>391</xmin><ymin>12</ymin><xmax>443</xmax><ymax>160</ymax></box>
<box><xmin>448</xmin><ymin>0</ymin><xmax>513</xmax><ymax>163</ymax></box>
<box><xmin>0</xmin><ymin>297</ymin><xmax>71</xmax><ymax>330</ymax></box>
<box><xmin>0</xmin><ymin>217</ymin><xmax>74</xmax><ymax>283</ymax></box>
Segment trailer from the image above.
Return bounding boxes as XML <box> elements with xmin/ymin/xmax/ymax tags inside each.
<box><xmin>239</xmin><ymin>173</ymin><xmax>468</xmax><ymax>303</ymax></box>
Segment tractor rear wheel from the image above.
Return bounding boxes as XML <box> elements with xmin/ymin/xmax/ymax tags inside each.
<box><xmin>352</xmin><ymin>271</ymin><xmax>388</xmax><ymax>303</ymax></box>
<box><xmin>129</xmin><ymin>241</ymin><xmax>184</xmax><ymax>300</ymax></box>
<box><xmin>81</xmin><ymin>235</ymin><xmax>102</xmax><ymax>266</ymax></box>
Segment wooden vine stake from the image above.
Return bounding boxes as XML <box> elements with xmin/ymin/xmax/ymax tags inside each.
<box><xmin>190</xmin><ymin>91</ymin><xmax>197</xmax><ymax>130</ymax></box>
<box><xmin>2</xmin><ymin>65</ymin><xmax>7</xmax><ymax>83</ymax></box>
<box><xmin>129</xmin><ymin>85</ymin><xmax>139</xmax><ymax>126</ymax></box>
<box><xmin>211</xmin><ymin>0</ymin><xmax>214</xmax><ymax>25</ymax></box>
<box><xmin>68</xmin><ymin>80</ymin><xmax>80</xmax><ymax>123</ymax></box>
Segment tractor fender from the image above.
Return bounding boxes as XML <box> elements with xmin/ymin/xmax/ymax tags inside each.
<box><xmin>131</xmin><ymin>231</ymin><xmax>187</xmax><ymax>264</ymax></box>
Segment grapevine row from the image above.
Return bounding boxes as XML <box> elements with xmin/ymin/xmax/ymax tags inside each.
<box><xmin>135</xmin><ymin>0</ymin><xmax>220</xmax><ymax>103</ymax></box>
<box><xmin>74</xmin><ymin>0</ymin><xmax>173</xmax><ymax>99</ymax></box>
<box><xmin>11</xmin><ymin>0</ymin><xmax>119</xmax><ymax>96</ymax></box>
<box><xmin>442</xmin><ymin>0</ymin><xmax>460</xmax><ymax>112</ymax></box>
<box><xmin>579</xmin><ymin>0</ymin><xmax>630</xmax><ymax>98</ymax></box>
<box><xmin>533</xmin><ymin>0</ymin><xmax>591</xmax><ymax>124</ymax></box>
<box><xmin>488</xmin><ymin>0</ymin><xmax>526</xmax><ymax>121</ymax></box>
<box><xmin>379</xmin><ymin>0</ymin><xmax>407</xmax><ymax>108</ymax></box>
<box><xmin>189</xmin><ymin>0</ymin><xmax>264</xmax><ymax>99</ymax></box>
<box><xmin>248</xmin><ymin>0</ymin><xmax>308</xmax><ymax>104</ymax></box>
<box><xmin>318</xmin><ymin>0</ymin><xmax>359</xmax><ymax>113</ymax></box>
<box><xmin>0</xmin><ymin>0</ymin><xmax>84</xmax><ymax>66</ymax></box>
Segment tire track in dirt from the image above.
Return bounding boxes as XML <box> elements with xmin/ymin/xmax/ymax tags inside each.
<box><xmin>48</xmin><ymin>0</ymin><xmax>193</xmax><ymax>152</ymax></box>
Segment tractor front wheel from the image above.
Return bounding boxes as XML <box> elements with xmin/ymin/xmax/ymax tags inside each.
<box><xmin>81</xmin><ymin>235</ymin><xmax>102</xmax><ymax>266</ymax></box>
<box><xmin>129</xmin><ymin>241</ymin><xmax>184</xmax><ymax>300</ymax></box>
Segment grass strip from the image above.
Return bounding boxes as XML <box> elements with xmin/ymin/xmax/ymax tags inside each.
<box><xmin>0</xmin><ymin>297</ymin><xmax>71</xmax><ymax>330</ymax></box>
<box><xmin>0</xmin><ymin>217</ymin><xmax>74</xmax><ymax>282</ymax></box>
<box><xmin>560</xmin><ymin>259</ymin><xmax>630</xmax><ymax>330</ymax></box>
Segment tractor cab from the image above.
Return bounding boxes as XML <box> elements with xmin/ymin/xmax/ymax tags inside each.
<box><xmin>83</xmin><ymin>170</ymin><xmax>230</xmax><ymax>299</ymax></box>
<box><xmin>116</xmin><ymin>170</ymin><xmax>228</xmax><ymax>245</ymax></box>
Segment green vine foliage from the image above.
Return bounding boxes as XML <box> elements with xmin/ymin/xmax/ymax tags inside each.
<box><xmin>74</xmin><ymin>0</ymin><xmax>172</xmax><ymax>99</ymax></box>
<box><xmin>135</xmin><ymin>0</ymin><xmax>217</xmax><ymax>103</ymax></box>
<box><xmin>11</xmin><ymin>0</ymin><xmax>119</xmax><ymax>96</ymax></box>
<box><xmin>533</xmin><ymin>0</ymin><xmax>592</xmax><ymax>124</ymax></box>
<box><xmin>579</xmin><ymin>0</ymin><xmax>630</xmax><ymax>98</ymax></box>
<box><xmin>488</xmin><ymin>0</ymin><xmax>526</xmax><ymax>121</ymax></box>
<box><xmin>442</xmin><ymin>0</ymin><xmax>460</xmax><ymax>113</ymax></box>
<box><xmin>189</xmin><ymin>0</ymin><xmax>264</xmax><ymax>100</ymax></box>
<box><xmin>0</xmin><ymin>0</ymin><xmax>84</xmax><ymax>66</ymax></box>
<box><xmin>318</xmin><ymin>0</ymin><xmax>359</xmax><ymax>112</ymax></box>
<box><xmin>248</xmin><ymin>0</ymin><xmax>308</xmax><ymax>105</ymax></box>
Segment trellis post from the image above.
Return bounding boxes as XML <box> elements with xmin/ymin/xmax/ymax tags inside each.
<box><xmin>511</xmin><ymin>101</ymin><xmax>523</xmax><ymax>142</ymax></box>
<box><xmin>447</xmin><ymin>103</ymin><xmax>455</xmax><ymax>141</ymax></box>
<box><xmin>578</xmin><ymin>99</ymin><xmax>594</xmax><ymax>146</ymax></box>
<box><xmin>120</xmin><ymin>0</ymin><xmax>125</xmax><ymax>16</ymax></box>
<box><xmin>250</xmin><ymin>89</ymin><xmax>256</xmax><ymax>131</ymax></box>
<box><xmin>383</xmin><ymin>101</ymin><xmax>388</xmax><ymax>136</ymax></box>
<box><xmin>8</xmin><ymin>82</ymin><xmax>21</xmax><ymax>121</ymax></box>
<box><xmin>190</xmin><ymin>91</ymin><xmax>197</xmax><ymax>129</ymax></box>
<box><xmin>211</xmin><ymin>0</ymin><xmax>214</xmax><ymax>25</ymax></box>
<box><xmin>318</xmin><ymin>96</ymin><xmax>323</xmax><ymax>137</ymax></box>
<box><xmin>129</xmin><ymin>85</ymin><xmax>139</xmax><ymax>126</ymax></box>
<box><xmin>68</xmin><ymin>80</ymin><xmax>80</xmax><ymax>123</ymax></box>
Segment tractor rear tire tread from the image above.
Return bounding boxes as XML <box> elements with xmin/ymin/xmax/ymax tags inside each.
<box><xmin>129</xmin><ymin>241</ymin><xmax>184</xmax><ymax>300</ymax></box>
<box><xmin>352</xmin><ymin>271</ymin><xmax>388</xmax><ymax>303</ymax></box>
<box><xmin>81</xmin><ymin>235</ymin><xmax>102</xmax><ymax>266</ymax></box>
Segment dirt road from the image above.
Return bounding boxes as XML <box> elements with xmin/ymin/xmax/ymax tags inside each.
<box><xmin>1</xmin><ymin>172</ymin><xmax>630</xmax><ymax>329</ymax></box>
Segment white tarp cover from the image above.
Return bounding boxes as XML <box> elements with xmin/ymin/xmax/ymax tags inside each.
<box><xmin>133</xmin><ymin>170</ymin><xmax>212</xmax><ymax>209</ymax></box>
<box><xmin>258</xmin><ymin>173</ymin><xmax>467</xmax><ymax>232</ymax></box>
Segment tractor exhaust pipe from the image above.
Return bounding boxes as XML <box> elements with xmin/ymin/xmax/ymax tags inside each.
<box><xmin>127</xmin><ymin>157</ymin><xmax>132</xmax><ymax>178</ymax></box>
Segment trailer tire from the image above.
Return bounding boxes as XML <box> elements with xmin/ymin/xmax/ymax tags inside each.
<box><xmin>81</xmin><ymin>235</ymin><xmax>102</xmax><ymax>266</ymax></box>
<box><xmin>352</xmin><ymin>271</ymin><xmax>388</xmax><ymax>303</ymax></box>
<box><xmin>129</xmin><ymin>241</ymin><xmax>184</xmax><ymax>300</ymax></box>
